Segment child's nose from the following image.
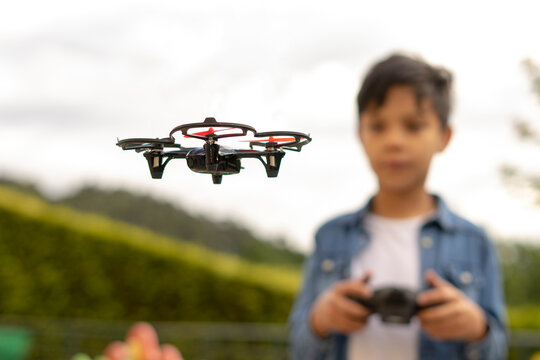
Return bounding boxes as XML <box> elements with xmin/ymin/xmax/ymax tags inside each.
<box><xmin>383</xmin><ymin>127</ymin><xmax>407</xmax><ymax>148</ymax></box>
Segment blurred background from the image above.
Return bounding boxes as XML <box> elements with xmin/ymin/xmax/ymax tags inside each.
<box><xmin>1</xmin><ymin>0</ymin><xmax>540</xmax><ymax>359</ymax></box>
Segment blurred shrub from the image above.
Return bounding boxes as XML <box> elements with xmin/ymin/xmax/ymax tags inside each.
<box><xmin>0</xmin><ymin>185</ymin><xmax>299</xmax><ymax>322</ymax></box>
<box><xmin>508</xmin><ymin>305</ymin><xmax>540</xmax><ymax>329</ymax></box>
<box><xmin>498</xmin><ymin>242</ymin><xmax>540</xmax><ymax>307</ymax></box>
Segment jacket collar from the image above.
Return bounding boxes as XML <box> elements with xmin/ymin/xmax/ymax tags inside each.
<box><xmin>352</xmin><ymin>194</ymin><xmax>457</xmax><ymax>232</ymax></box>
<box><xmin>425</xmin><ymin>194</ymin><xmax>457</xmax><ymax>232</ymax></box>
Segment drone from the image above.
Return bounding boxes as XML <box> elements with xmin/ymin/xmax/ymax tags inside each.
<box><xmin>116</xmin><ymin>117</ymin><xmax>311</xmax><ymax>184</ymax></box>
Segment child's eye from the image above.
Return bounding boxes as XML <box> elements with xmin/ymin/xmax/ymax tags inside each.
<box><xmin>369</xmin><ymin>122</ymin><xmax>385</xmax><ymax>132</ymax></box>
<box><xmin>405</xmin><ymin>122</ymin><xmax>424</xmax><ymax>132</ymax></box>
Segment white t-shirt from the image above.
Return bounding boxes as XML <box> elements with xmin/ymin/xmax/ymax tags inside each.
<box><xmin>347</xmin><ymin>212</ymin><xmax>427</xmax><ymax>360</ymax></box>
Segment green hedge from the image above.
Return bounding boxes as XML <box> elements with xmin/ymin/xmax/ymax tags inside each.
<box><xmin>507</xmin><ymin>305</ymin><xmax>540</xmax><ymax>330</ymax></box>
<box><xmin>0</xmin><ymin>185</ymin><xmax>300</xmax><ymax>322</ymax></box>
<box><xmin>3</xmin><ymin>184</ymin><xmax>540</xmax><ymax>327</ymax></box>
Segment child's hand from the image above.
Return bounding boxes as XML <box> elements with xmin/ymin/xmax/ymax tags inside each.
<box><xmin>103</xmin><ymin>322</ymin><xmax>183</xmax><ymax>360</ymax></box>
<box><xmin>309</xmin><ymin>273</ymin><xmax>373</xmax><ymax>337</ymax></box>
<box><xmin>416</xmin><ymin>270</ymin><xmax>487</xmax><ymax>342</ymax></box>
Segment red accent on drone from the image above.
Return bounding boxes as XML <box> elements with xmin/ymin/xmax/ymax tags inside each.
<box><xmin>242</xmin><ymin>136</ymin><xmax>298</xmax><ymax>143</ymax></box>
<box><xmin>184</xmin><ymin>127</ymin><xmax>236</xmax><ymax>138</ymax></box>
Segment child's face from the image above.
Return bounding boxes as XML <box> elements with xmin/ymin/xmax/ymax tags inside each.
<box><xmin>359</xmin><ymin>85</ymin><xmax>452</xmax><ymax>194</ymax></box>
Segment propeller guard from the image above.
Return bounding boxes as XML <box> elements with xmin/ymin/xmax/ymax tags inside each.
<box><xmin>116</xmin><ymin>137</ymin><xmax>178</xmax><ymax>152</ymax></box>
<box><xmin>247</xmin><ymin>131</ymin><xmax>311</xmax><ymax>151</ymax></box>
<box><xmin>169</xmin><ymin>117</ymin><xmax>256</xmax><ymax>141</ymax></box>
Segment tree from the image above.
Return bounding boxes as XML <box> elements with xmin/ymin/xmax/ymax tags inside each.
<box><xmin>500</xmin><ymin>59</ymin><xmax>540</xmax><ymax>202</ymax></box>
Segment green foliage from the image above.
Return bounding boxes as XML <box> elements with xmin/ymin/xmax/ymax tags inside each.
<box><xmin>523</xmin><ymin>58</ymin><xmax>540</xmax><ymax>101</ymax></box>
<box><xmin>500</xmin><ymin>58</ymin><xmax>540</xmax><ymax>201</ymax></box>
<box><xmin>55</xmin><ymin>185</ymin><xmax>304</xmax><ymax>267</ymax></box>
<box><xmin>508</xmin><ymin>305</ymin><xmax>540</xmax><ymax>330</ymax></box>
<box><xmin>498</xmin><ymin>242</ymin><xmax>540</xmax><ymax>307</ymax></box>
<box><xmin>0</xmin><ymin>185</ymin><xmax>300</xmax><ymax>322</ymax></box>
<box><xmin>0</xmin><ymin>178</ymin><xmax>43</xmax><ymax>199</ymax></box>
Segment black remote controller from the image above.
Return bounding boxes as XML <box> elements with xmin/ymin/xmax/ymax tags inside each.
<box><xmin>349</xmin><ymin>287</ymin><xmax>439</xmax><ymax>324</ymax></box>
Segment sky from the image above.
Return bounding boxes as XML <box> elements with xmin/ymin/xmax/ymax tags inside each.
<box><xmin>1</xmin><ymin>0</ymin><xmax>540</xmax><ymax>252</ymax></box>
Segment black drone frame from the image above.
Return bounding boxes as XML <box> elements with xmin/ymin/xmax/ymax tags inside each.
<box><xmin>116</xmin><ymin>117</ymin><xmax>311</xmax><ymax>184</ymax></box>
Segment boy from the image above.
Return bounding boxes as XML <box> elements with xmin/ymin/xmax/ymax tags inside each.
<box><xmin>288</xmin><ymin>54</ymin><xmax>507</xmax><ymax>359</ymax></box>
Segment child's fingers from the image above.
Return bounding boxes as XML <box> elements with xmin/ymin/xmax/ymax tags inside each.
<box><xmin>417</xmin><ymin>301</ymin><xmax>459</xmax><ymax>323</ymax></box>
<box><xmin>360</xmin><ymin>271</ymin><xmax>372</xmax><ymax>284</ymax></box>
<box><xmin>424</xmin><ymin>269</ymin><xmax>451</xmax><ymax>288</ymax></box>
<box><xmin>335</xmin><ymin>295</ymin><xmax>372</xmax><ymax>320</ymax></box>
<box><xmin>335</xmin><ymin>277</ymin><xmax>373</xmax><ymax>299</ymax></box>
<box><xmin>422</xmin><ymin>319</ymin><xmax>464</xmax><ymax>340</ymax></box>
<box><xmin>417</xmin><ymin>285</ymin><xmax>456</xmax><ymax>307</ymax></box>
<box><xmin>337</xmin><ymin>314</ymin><xmax>369</xmax><ymax>333</ymax></box>
<box><xmin>418</xmin><ymin>270</ymin><xmax>460</xmax><ymax>306</ymax></box>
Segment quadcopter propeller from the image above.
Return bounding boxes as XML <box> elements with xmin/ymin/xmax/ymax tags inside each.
<box><xmin>245</xmin><ymin>131</ymin><xmax>312</xmax><ymax>151</ymax></box>
<box><xmin>241</xmin><ymin>136</ymin><xmax>297</xmax><ymax>143</ymax></box>
<box><xmin>185</xmin><ymin>127</ymin><xmax>237</xmax><ymax>138</ymax></box>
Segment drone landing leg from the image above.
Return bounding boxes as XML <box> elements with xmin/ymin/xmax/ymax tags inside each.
<box><xmin>263</xmin><ymin>151</ymin><xmax>285</xmax><ymax>177</ymax></box>
<box><xmin>212</xmin><ymin>174</ymin><xmax>223</xmax><ymax>184</ymax></box>
<box><xmin>144</xmin><ymin>152</ymin><xmax>167</xmax><ymax>179</ymax></box>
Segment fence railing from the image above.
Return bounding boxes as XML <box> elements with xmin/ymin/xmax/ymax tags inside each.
<box><xmin>1</xmin><ymin>316</ymin><xmax>540</xmax><ymax>360</ymax></box>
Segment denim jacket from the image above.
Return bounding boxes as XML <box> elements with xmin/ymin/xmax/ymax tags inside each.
<box><xmin>288</xmin><ymin>196</ymin><xmax>507</xmax><ymax>360</ymax></box>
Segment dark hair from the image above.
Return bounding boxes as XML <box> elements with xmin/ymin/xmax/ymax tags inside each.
<box><xmin>356</xmin><ymin>53</ymin><xmax>453</xmax><ymax>128</ymax></box>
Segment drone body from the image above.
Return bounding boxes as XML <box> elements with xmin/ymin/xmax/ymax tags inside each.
<box><xmin>117</xmin><ymin>117</ymin><xmax>311</xmax><ymax>184</ymax></box>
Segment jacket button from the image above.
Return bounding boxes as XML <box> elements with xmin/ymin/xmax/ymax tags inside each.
<box><xmin>321</xmin><ymin>259</ymin><xmax>335</xmax><ymax>272</ymax></box>
<box><xmin>467</xmin><ymin>348</ymin><xmax>481</xmax><ymax>360</ymax></box>
<box><xmin>420</xmin><ymin>236</ymin><xmax>433</xmax><ymax>249</ymax></box>
<box><xmin>460</xmin><ymin>271</ymin><xmax>473</xmax><ymax>284</ymax></box>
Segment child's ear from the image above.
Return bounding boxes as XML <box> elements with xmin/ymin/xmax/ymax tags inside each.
<box><xmin>438</xmin><ymin>126</ymin><xmax>452</xmax><ymax>152</ymax></box>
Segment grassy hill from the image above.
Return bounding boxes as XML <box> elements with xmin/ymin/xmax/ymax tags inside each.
<box><xmin>57</xmin><ymin>186</ymin><xmax>305</xmax><ymax>266</ymax></box>
<box><xmin>0</xmin><ymin>184</ymin><xmax>300</xmax><ymax>322</ymax></box>
<box><xmin>0</xmin><ymin>178</ymin><xmax>305</xmax><ymax>267</ymax></box>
